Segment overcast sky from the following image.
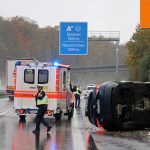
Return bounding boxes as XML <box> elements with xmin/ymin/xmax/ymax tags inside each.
<box><xmin>0</xmin><ymin>0</ymin><xmax>139</xmax><ymax>44</ymax></box>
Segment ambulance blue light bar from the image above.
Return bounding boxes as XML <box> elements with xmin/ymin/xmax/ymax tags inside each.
<box><xmin>53</xmin><ymin>62</ymin><xmax>59</xmax><ymax>66</ymax></box>
<box><xmin>53</xmin><ymin>62</ymin><xmax>70</xmax><ymax>69</ymax></box>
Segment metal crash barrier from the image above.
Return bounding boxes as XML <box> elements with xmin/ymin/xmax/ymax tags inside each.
<box><xmin>0</xmin><ymin>90</ymin><xmax>6</xmax><ymax>96</ymax></box>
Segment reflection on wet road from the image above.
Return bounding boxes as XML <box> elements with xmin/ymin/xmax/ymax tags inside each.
<box><xmin>0</xmin><ymin>97</ymin><xmax>150</xmax><ymax>150</ymax></box>
<box><xmin>91</xmin><ymin>123</ymin><xmax>150</xmax><ymax>150</ymax></box>
<box><xmin>0</xmin><ymin>97</ymin><xmax>96</xmax><ymax>150</ymax></box>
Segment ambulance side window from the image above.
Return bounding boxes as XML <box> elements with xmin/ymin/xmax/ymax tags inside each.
<box><xmin>63</xmin><ymin>71</ymin><xmax>66</xmax><ymax>84</ymax></box>
<box><xmin>24</xmin><ymin>69</ymin><xmax>35</xmax><ymax>84</ymax></box>
<box><xmin>38</xmin><ymin>70</ymin><xmax>49</xmax><ymax>84</ymax></box>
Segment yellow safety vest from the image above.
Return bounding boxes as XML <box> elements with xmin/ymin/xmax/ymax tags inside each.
<box><xmin>74</xmin><ymin>88</ymin><xmax>81</xmax><ymax>95</ymax></box>
<box><xmin>37</xmin><ymin>91</ymin><xmax>48</xmax><ymax>105</ymax></box>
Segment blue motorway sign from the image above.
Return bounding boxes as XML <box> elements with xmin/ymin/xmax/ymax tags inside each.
<box><xmin>59</xmin><ymin>22</ymin><xmax>88</xmax><ymax>55</ymax></box>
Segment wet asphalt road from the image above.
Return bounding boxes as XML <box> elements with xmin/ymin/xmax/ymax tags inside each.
<box><xmin>0</xmin><ymin>97</ymin><xmax>97</xmax><ymax>150</ymax></box>
<box><xmin>0</xmin><ymin>97</ymin><xmax>150</xmax><ymax>150</ymax></box>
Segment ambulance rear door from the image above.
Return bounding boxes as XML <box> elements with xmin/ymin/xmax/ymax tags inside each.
<box><xmin>60</xmin><ymin>68</ymin><xmax>68</xmax><ymax>111</ymax></box>
<box><xmin>36</xmin><ymin>66</ymin><xmax>51</xmax><ymax>109</ymax></box>
<box><xmin>20</xmin><ymin>65</ymin><xmax>37</xmax><ymax>109</ymax></box>
<box><xmin>36</xmin><ymin>66</ymin><xmax>50</xmax><ymax>93</ymax></box>
<box><xmin>48</xmin><ymin>67</ymin><xmax>57</xmax><ymax>111</ymax></box>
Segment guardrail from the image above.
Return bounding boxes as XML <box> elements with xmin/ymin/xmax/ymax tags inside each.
<box><xmin>0</xmin><ymin>90</ymin><xmax>6</xmax><ymax>95</ymax></box>
<box><xmin>72</xmin><ymin>65</ymin><xmax>128</xmax><ymax>72</ymax></box>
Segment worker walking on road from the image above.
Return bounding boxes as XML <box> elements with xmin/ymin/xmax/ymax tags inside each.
<box><xmin>74</xmin><ymin>86</ymin><xmax>81</xmax><ymax>108</ymax></box>
<box><xmin>33</xmin><ymin>85</ymin><xmax>52</xmax><ymax>134</ymax></box>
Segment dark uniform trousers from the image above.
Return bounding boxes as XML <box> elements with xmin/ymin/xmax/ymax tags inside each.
<box><xmin>75</xmin><ymin>94</ymin><xmax>80</xmax><ymax>108</ymax></box>
<box><xmin>36</xmin><ymin>104</ymin><xmax>49</xmax><ymax>131</ymax></box>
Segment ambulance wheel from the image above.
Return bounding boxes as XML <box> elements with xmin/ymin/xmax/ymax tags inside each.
<box><xmin>68</xmin><ymin>107</ymin><xmax>74</xmax><ymax>120</ymax></box>
<box><xmin>9</xmin><ymin>96</ymin><xmax>14</xmax><ymax>101</ymax></box>
<box><xmin>19</xmin><ymin>115</ymin><xmax>26</xmax><ymax>121</ymax></box>
<box><xmin>85</xmin><ymin>110</ymin><xmax>88</xmax><ymax>116</ymax></box>
<box><xmin>54</xmin><ymin>113</ymin><xmax>62</xmax><ymax>122</ymax></box>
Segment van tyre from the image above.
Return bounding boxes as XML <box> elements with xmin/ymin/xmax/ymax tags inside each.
<box><xmin>87</xmin><ymin>92</ymin><xmax>93</xmax><ymax>123</ymax></box>
<box><xmin>9</xmin><ymin>96</ymin><xmax>14</xmax><ymax>101</ymax></box>
<box><xmin>88</xmin><ymin>88</ymin><xmax>97</xmax><ymax>126</ymax></box>
<box><xmin>68</xmin><ymin>107</ymin><xmax>74</xmax><ymax>120</ymax></box>
<box><xmin>19</xmin><ymin>115</ymin><xmax>26</xmax><ymax>121</ymax></box>
<box><xmin>85</xmin><ymin>110</ymin><xmax>88</xmax><ymax>116</ymax></box>
<box><xmin>54</xmin><ymin>113</ymin><xmax>62</xmax><ymax>122</ymax></box>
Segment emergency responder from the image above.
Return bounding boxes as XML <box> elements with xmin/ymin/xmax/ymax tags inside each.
<box><xmin>74</xmin><ymin>86</ymin><xmax>81</xmax><ymax>108</ymax></box>
<box><xmin>33</xmin><ymin>85</ymin><xmax>52</xmax><ymax>134</ymax></box>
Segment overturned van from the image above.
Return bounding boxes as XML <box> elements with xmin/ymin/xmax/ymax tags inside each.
<box><xmin>87</xmin><ymin>81</ymin><xmax>150</xmax><ymax>131</ymax></box>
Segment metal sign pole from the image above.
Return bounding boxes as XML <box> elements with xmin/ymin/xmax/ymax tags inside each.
<box><xmin>116</xmin><ymin>41</ymin><xmax>119</xmax><ymax>81</ymax></box>
<box><xmin>74</xmin><ymin>55</ymin><xmax>75</xmax><ymax>67</ymax></box>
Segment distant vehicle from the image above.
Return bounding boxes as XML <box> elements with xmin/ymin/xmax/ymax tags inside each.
<box><xmin>6</xmin><ymin>58</ymin><xmax>36</xmax><ymax>101</ymax></box>
<box><xmin>87</xmin><ymin>81</ymin><xmax>150</xmax><ymax>131</ymax></box>
<box><xmin>87</xmin><ymin>84</ymin><xmax>96</xmax><ymax>89</ymax></box>
<box><xmin>84</xmin><ymin>84</ymin><xmax>96</xmax><ymax>116</ymax></box>
<box><xmin>84</xmin><ymin>84</ymin><xmax>96</xmax><ymax>98</ymax></box>
<box><xmin>14</xmin><ymin>61</ymin><xmax>74</xmax><ymax>121</ymax></box>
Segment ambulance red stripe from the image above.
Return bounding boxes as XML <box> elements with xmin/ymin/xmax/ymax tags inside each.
<box><xmin>14</xmin><ymin>93</ymin><xmax>67</xmax><ymax>99</ymax></box>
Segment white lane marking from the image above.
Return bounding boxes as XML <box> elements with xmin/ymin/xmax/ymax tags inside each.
<box><xmin>0</xmin><ymin>111</ymin><xmax>8</xmax><ymax>115</ymax></box>
<box><xmin>72</xmin><ymin>109</ymin><xmax>85</xmax><ymax>150</ymax></box>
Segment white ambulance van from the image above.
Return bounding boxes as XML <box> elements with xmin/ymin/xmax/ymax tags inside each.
<box><xmin>13</xmin><ymin>60</ymin><xmax>74</xmax><ymax>121</ymax></box>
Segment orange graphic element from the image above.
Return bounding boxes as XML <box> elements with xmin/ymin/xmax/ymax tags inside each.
<box><xmin>6</xmin><ymin>86</ymin><xmax>14</xmax><ymax>90</ymax></box>
<box><xmin>140</xmin><ymin>0</ymin><xmax>150</xmax><ymax>28</ymax></box>
<box><xmin>14</xmin><ymin>68</ymin><xmax>16</xmax><ymax>90</ymax></box>
<box><xmin>14</xmin><ymin>92</ymin><xmax>67</xmax><ymax>99</ymax></box>
<box><xmin>55</xmin><ymin>68</ymin><xmax>60</xmax><ymax>91</ymax></box>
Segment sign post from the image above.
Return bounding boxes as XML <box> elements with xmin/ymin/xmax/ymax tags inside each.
<box><xmin>59</xmin><ymin>22</ymin><xmax>88</xmax><ymax>55</ymax></box>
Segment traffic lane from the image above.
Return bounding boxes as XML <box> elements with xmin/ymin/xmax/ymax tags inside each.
<box><xmin>0</xmin><ymin>97</ymin><xmax>13</xmax><ymax>121</ymax></box>
<box><xmin>12</xmin><ymin>118</ymin><xmax>75</xmax><ymax>150</ymax></box>
<box><xmin>19</xmin><ymin>112</ymin><xmax>97</xmax><ymax>150</ymax></box>
<box><xmin>0</xmin><ymin>97</ymin><xmax>12</xmax><ymax>107</ymax></box>
<box><xmin>0</xmin><ymin>114</ymin><xmax>74</xmax><ymax>149</ymax></box>
<box><xmin>91</xmin><ymin>128</ymin><xmax>150</xmax><ymax>150</ymax></box>
<box><xmin>0</xmin><ymin>97</ymin><xmax>13</xmax><ymax>112</ymax></box>
<box><xmin>88</xmin><ymin>115</ymin><xmax>150</xmax><ymax>149</ymax></box>
<box><xmin>3</xmin><ymin>116</ymin><xmax>96</xmax><ymax>150</ymax></box>
<box><xmin>0</xmin><ymin>114</ymin><xmax>75</xmax><ymax>150</ymax></box>
<box><xmin>0</xmin><ymin>100</ymin><xmax>97</xmax><ymax>150</ymax></box>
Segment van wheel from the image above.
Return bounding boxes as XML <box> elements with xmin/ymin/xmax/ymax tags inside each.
<box><xmin>68</xmin><ymin>107</ymin><xmax>74</xmax><ymax>120</ymax></box>
<box><xmin>9</xmin><ymin>96</ymin><xmax>14</xmax><ymax>101</ymax></box>
<box><xmin>85</xmin><ymin>110</ymin><xmax>88</xmax><ymax>116</ymax></box>
<box><xmin>54</xmin><ymin>113</ymin><xmax>62</xmax><ymax>122</ymax></box>
<box><xmin>19</xmin><ymin>115</ymin><xmax>26</xmax><ymax>121</ymax></box>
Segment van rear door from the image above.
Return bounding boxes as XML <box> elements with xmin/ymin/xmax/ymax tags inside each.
<box><xmin>21</xmin><ymin>65</ymin><xmax>37</xmax><ymax>109</ymax></box>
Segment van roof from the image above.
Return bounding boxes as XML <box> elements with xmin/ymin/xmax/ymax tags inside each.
<box><xmin>15</xmin><ymin>61</ymin><xmax>71</xmax><ymax>69</ymax></box>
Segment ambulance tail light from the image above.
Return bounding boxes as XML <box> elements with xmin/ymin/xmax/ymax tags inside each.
<box><xmin>17</xmin><ymin>109</ymin><xmax>25</xmax><ymax>114</ymax></box>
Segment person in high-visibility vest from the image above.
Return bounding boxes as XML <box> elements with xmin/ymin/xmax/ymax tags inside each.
<box><xmin>74</xmin><ymin>86</ymin><xmax>81</xmax><ymax>108</ymax></box>
<box><xmin>33</xmin><ymin>85</ymin><xmax>52</xmax><ymax>134</ymax></box>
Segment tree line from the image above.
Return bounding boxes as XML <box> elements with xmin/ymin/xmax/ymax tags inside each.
<box><xmin>0</xmin><ymin>16</ymin><xmax>127</xmax><ymax>85</ymax></box>
<box><xmin>126</xmin><ymin>25</ymin><xmax>150</xmax><ymax>81</ymax></box>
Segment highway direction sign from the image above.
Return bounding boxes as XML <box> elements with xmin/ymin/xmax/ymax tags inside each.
<box><xmin>60</xmin><ymin>22</ymin><xmax>88</xmax><ymax>55</ymax></box>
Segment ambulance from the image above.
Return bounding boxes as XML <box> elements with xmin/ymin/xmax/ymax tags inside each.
<box><xmin>13</xmin><ymin>60</ymin><xmax>74</xmax><ymax>121</ymax></box>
